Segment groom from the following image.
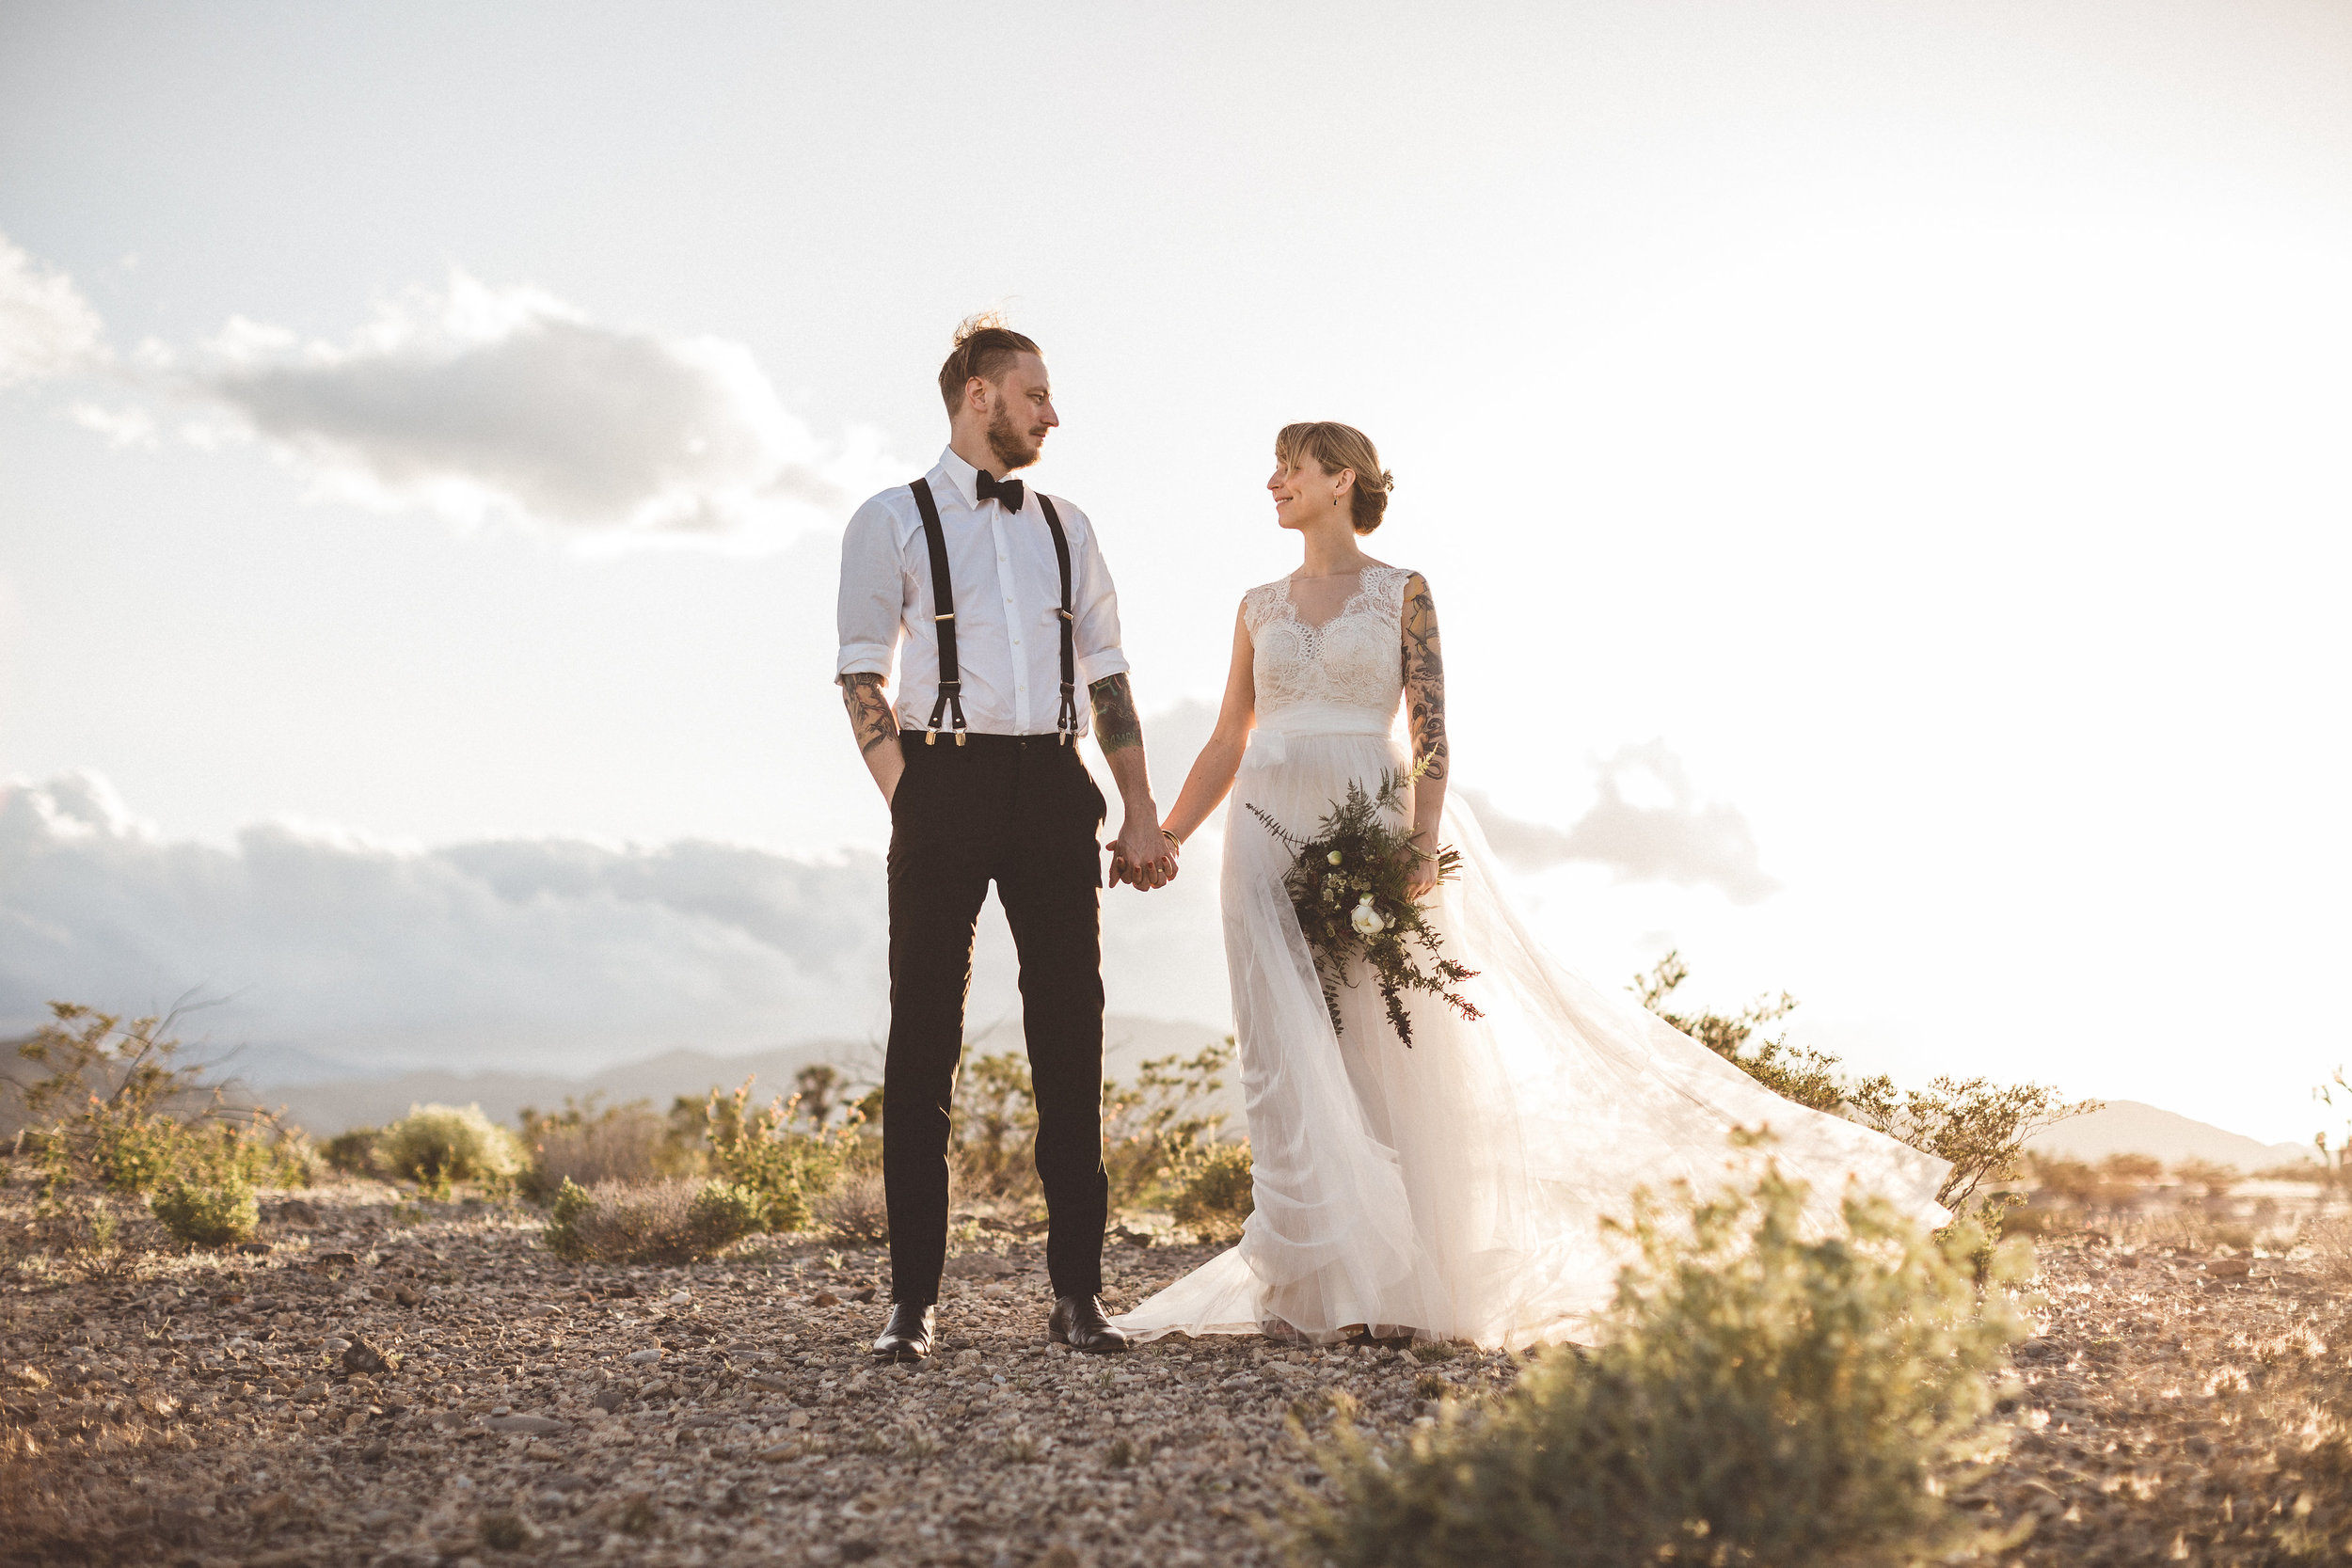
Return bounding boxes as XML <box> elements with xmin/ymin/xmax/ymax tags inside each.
<box><xmin>834</xmin><ymin>316</ymin><xmax>1178</xmax><ymax>1361</ymax></box>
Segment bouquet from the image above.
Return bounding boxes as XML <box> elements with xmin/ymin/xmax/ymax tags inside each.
<box><xmin>1246</xmin><ymin>761</ymin><xmax>1482</xmax><ymax>1047</ymax></box>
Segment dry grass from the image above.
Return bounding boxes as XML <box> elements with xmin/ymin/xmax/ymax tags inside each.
<box><xmin>538</xmin><ymin>1178</ymin><xmax>762</xmax><ymax>1265</ymax></box>
<box><xmin>2296</xmin><ymin>1211</ymin><xmax>2352</xmax><ymax>1284</ymax></box>
<box><xmin>523</xmin><ymin>1103</ymin><xmax>672</xmax><ymax>1193</ymax></box>
<box><xmin>816</xmin><ymin>1166</ymin><xmax>890</xmax><ymax>1243</ymax></box>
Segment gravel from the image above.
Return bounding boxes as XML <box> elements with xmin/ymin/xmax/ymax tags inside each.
<box><xmin>3</xmin><ymin>1181</ymin><xmax>2340</xmax><ymax>1565</ymax></box>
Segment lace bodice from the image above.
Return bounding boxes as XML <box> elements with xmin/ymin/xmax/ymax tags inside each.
<box><xmin>1242</xmin><ymin>564</ymin><xmax>1414</xmax><ymax>724</ymax></box>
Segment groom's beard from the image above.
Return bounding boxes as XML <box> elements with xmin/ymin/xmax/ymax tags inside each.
<box><xmin>985</xmin><ymin>404</ymin><xmax>1043</xmax><ymax>472</ymax></box>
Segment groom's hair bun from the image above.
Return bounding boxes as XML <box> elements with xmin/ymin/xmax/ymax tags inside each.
<box><xmin>1276</xmin><ymin>421</ymin><xmax>1394</xmax><ymax>534</ymax></box>
<box><xmin>939</xmin><ymin>313</ymin><xmax>1041</xmax><ymax>415</ymax></box>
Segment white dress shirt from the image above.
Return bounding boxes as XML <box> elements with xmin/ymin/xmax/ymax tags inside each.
<box><xmin>835</xmin><ymin>447</ymin><xmax>1129</xmax><ymax>737</ymax></box>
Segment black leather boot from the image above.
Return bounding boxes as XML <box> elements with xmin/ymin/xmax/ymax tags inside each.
<box><xmin>1049</xmin><ymin>1294</ymin><xmax>1131</xmax><ymax>1354</ymax></box>
<box><xmin>871</xmin><ymin>1302</ymin><xmax>937</xmax><ymax>1361</ymax></box>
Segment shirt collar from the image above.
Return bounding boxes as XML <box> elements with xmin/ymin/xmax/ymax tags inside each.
<box><xmin>934</xmin><ymin>446</ymin><xmax>985</xmax><ymax>510</ymax></box>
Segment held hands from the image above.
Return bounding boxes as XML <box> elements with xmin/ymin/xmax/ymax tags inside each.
<box><xmin>1107</xmin><ymin>820</ymin><xmax>1180</xmax><ymax>892</ymax></box>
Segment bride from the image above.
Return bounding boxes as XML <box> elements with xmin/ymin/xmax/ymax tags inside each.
<box><xmin>1111</xmin><ymin>421</ymin><xmax>1949</xmax><ymax>1351</ymax></box>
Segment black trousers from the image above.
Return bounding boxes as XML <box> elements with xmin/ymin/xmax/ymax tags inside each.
<box><xmin>883</xmin><ymin>731</ymin><xmax>1109</xmax><ymax>1304</ymax></box>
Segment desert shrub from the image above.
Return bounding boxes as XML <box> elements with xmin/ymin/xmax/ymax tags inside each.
<box><xmin>1843</xmin><ymin>1074</ymin><xmax>2098</xmax><ymax>1225</ymax></box>
<box><xmin>816</xmin><ymin>1166</ymin><xmax>890</xmax><ymax>1243</ymax></box>
<box><xmin>1634</xmin><ymin>953</ymin><xmax>1842</xmax><ymax>1112</ymax></box>
<box><xmin>952</xmin><ymin>1053</ymin><xmax>1041</xmax><ymax>1200</ymax></box>
<box><xmin>947</xmin><ymin>1038</ymin><xmax>1240</xmax><ymax>1212</ymax></box>
<box><xmin>517</xmin><ymin>1096</ymin><xmax>684</xmax><ymax>1201</ymax></box>
<box><xmin>2170</xmin><ymin>1158</ymin><xmax>2240</xmax><ymax>1202</ymax></box>
<box><xmin>1287</xmin><ymin>1167</ymin><xmax>2029</xmax><ymax>1568</ymax></box>
<box><xmin>541</xmin><ymin>1177</ymin><xmax>762</xmax><ymax>1264</ymax></box>
<box><xmin>374</xmin><ymin>1103</ymin><xmax>522</xmax><ymax>1195</ymax></box>
<box><xmin>1103</xmin><ymin>1040</ymin><xmax>1237</xmax><ymax>1210</ymax></box>
<box><xmin>792</xmin><ymin>1064</ymin><xmax>847</xmax><ymax>1128</ymax></box>
<box><xmin>1636</xmin><ymin>955</ymin><xmax>2097</xmax><ymax>1227</ymax></box>
<box><xmin>151</xmin><ymin>1174</ymin><xmax>259</xmax><ymax>1248</ymax></box>
<box><xmin>1171</xmin><ymin>1140</ymin><xmax>1254</xmax><ymax>1240</ymax></box>
<box><xmin>696</xmin><ymin>1078</ymin><xmax>859</xmax><ymax>1232</ymax></box>
<box><xmin>4</xmin><ymin>1002</ymin><xmax>315</xmax><ymax>1226</ymax></box>
<box><xmin>323</xmin><ymin>1127</ymin><xmax>380</xmax><ymax>1176</ymax></box>
<box><xmin>2312</xmin><ymin>1066</ymin><xmax>2352</xmax><ymax>1194</ymax></box>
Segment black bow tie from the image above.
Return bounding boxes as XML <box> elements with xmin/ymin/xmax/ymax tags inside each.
<box><xmin>975</xmin><ymin>471</ymin><xmax>1025</xmax><ymax>513</ymax></box>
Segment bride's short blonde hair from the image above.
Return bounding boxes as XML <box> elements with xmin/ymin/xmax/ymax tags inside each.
<box><xmin>1275</xmin><ymin>422</ymin><xmax>1394</xmax><ymax>534</ymax></box>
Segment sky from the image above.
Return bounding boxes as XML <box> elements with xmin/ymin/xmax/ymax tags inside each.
<box><xmin>2</xmin><ymin>1</ymin><xmax>2348</xmax><ymax>1143</ymax></box>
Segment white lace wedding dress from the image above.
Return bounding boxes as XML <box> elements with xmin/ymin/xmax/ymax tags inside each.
<box><xmin>1110</xmin><ymin>564</ymin><xmax>1951</xmax><ymax>1350</ymax></box>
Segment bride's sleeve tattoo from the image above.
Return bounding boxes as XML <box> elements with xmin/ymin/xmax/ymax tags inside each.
<box><xmin>1402</xmin><ymin>575</ymin><xmax>1449</xmax><ymax>783</ymax></box>
<box><xmin>1089</xmin><ymin>673</ymin><xmax>1144</xmax><ymax>754</ymax></box>
<box><xmin>840</xmin><ymin>673</ymin><xmax>899</xmax><ymax>757</ymax></box>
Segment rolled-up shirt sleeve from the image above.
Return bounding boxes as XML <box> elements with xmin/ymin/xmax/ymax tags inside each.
<box><xmin>1067</xmin><ymin>502</ymin><xmax>1131</xmax><ymax>689</ymax></box>
<box><xmin>835</xmin><ymin>495</ymin><xmax>902</xmax><ymax>683</ymax></box>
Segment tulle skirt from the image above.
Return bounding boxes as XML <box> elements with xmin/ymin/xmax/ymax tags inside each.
<box><xmin>1110</xmin><ymin>731</ymin><xmax>1950</xmax><ymax>1351</ymax></box>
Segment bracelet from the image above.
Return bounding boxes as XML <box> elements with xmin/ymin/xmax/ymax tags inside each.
<box><xmin>1160</xmin><ymin>828</ymin><xmax>1182</xmax><ymax>847</ymax></box>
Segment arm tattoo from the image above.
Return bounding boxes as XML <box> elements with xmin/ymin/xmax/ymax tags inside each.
<box><xmin>840</xmin><ymin>673</ymin><xmax>899</xmax><ymax>758</ymax></box>
<box><xmin>1401</xmin><ymin>576</ymin><xmax>1449</xmax><ymax>784</ymax></box>
<box><xmin>1089</xmin><ymin>673</ymin><xmax>1144</xmax><ymax>754</ymax></box>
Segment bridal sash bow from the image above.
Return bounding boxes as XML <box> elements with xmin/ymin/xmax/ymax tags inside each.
<box><xmin>1239</xmin><ymin>705</ymin><xmax>1399</xmax><ymax>771</ymax></box>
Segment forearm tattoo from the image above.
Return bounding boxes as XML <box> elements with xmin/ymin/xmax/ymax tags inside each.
<box><xmin>1089</xmin><ymin>673</ymin><xmax>1144</xmax><ymax>754</ymax></box>
<box><xmin>840</xmin><ymin>673</ymin><xmax>898</xmax><ymax>758</ymax></box>
<box><xmin>1401</xmin><ymin>575</ymin><xmax>1449</xmax><ymax>784</ymax></box>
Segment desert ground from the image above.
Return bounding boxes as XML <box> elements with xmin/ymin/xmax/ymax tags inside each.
<box><xmin>3</xmin><ymin>1180</ymin><xmax>2346</xmax><ymax>1568</ymax></box>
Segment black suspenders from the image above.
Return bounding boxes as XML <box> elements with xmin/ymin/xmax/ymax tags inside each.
<box><xmin>1036</xmin><ymin>495</ymin><xmax>1081</xmax><ymax>744</ymax></box>
<box><xmin>908</xmin><ymin>478</ymin><xmax>965</xmax><ymax>745</ymax></box>
<box><xmin>907</xmin><ymin>476</ymin><xmax>1080</xmax><ymax>746</ymax></box>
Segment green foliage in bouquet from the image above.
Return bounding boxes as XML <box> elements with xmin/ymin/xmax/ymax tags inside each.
<box><xmin>1247</xmin><ymin>763</ymin><xmax>1479</xmax><ymax>1046</ymax></box>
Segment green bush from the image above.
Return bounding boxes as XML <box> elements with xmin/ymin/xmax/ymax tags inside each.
<box><xmin>323</xmin><ymin>1126</ymin><xmax>381</xmax><ymax>1176</ymax></box>
<box><xmin>374</xmin><ymin>1103</ymin><xmax>522</xmax><ymax>1195</ymax></box>
<box><xmin>542</xmin><ymin>1177</ymin><xmax>764</xmax><ymax>1264</ymax></box>
<box><xmin>1171</xmin><ymin>1139</ymin><xmax>1254</xmax><ymax>1239</ymax></box>
<box><xmin>151</xmin><ymin>1175</ymin><xmax>260</xmax><ymax>1248</ymax></box>
<box><xmin>7</xmin><ymin>1002</ymin><xmax>314</xmax><ymax>1201</ymax></box>
<box><xmin>1286</xmin><ymin>1166</ymin><xmax>2029</xmax><ymax>1568</ymax></box>
<box><xmin>1104</xmin><ymin>1040</ymin><xmax>1237</xmax><ymax>1211</ymax></box>
<box><xmin>697</xmin><ymin>1078</ymin><xmax>854</xmax><ymax>1232</ymax></box>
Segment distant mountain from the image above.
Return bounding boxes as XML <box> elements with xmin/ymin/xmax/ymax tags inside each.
<box><xmin>254</xmin><ymin>1014</ymin><xmax>1235</xmax><ymax>1134</ymax></box>
<box><xmin>2025</xmin><ymin>1101</ymin><xmax>2315</xmax><ymax>1171</ymax></box>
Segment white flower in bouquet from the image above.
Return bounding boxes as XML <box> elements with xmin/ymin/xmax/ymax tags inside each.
<box><xmin>1350</xmin><ymin>895</ymin><xmax>1386</xmax><ymax>937</ymax></box>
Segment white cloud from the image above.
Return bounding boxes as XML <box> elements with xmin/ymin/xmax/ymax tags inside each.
<box><xmin>187</xmin><ymin>272</ymin><xmax>898</xmax><ymax>547</ymax></box>
<box><xmin>0</xmin><ymin>769</ymin><xmax>892</xmax><ymax>1073</ymax></box>
<box><xmin>69</xmin><ymin>402</ymin><xmax>158</xmax><ymax>449</ymax></box>
<box><xmin>0</xmin><ymin>231</ymin><xmax>106</xmax><ymax>388</ymax></box>
<box><xmin>0</xmin><ymin>766</ymin><xmax>1234</xmax><ymax>1079</ymax></box>
<box><xmin>1468</xmin><ymin>741</ymin><xmax>1779</xmax><ymax>904</ymax></box>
